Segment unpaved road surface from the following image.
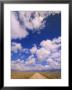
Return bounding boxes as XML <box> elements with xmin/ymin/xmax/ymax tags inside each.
<box><xmin>30</xmin><ymin>73</ymin><xmax>47</xmax><ymax>79</ymax></box>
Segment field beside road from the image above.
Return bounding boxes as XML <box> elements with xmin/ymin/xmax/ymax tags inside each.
<box><xmin>11</xmin><ymin>71</ymin><xmax>61</xmax><ymax>79</ymax></box>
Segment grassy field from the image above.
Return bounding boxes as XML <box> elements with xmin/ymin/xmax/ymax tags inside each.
<box><xmin>40</xmin><ymin>72</ymin><xmax>61</xmax><ymax>79</ymax></box>
<box><xmin>11</xmin><ymin>72</ymin><xmax>34</xmax><ymax>79</ymax></box>
<box><xmin>11</xmin><ymin>71</ymin><xmax>61</xmax><ymax>79</ymax></box>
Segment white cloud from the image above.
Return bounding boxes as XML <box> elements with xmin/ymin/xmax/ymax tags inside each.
<box><xmin>53</xmin><ymin>37</ymin><xmax>61</xmax><ymax>44</ymax></box>
<box><xmin>36</xmin><ymin>48</ymin><xmax>51</xmax><ymax>61</ymax></box>
<box><xmin>39</xmin><ymin>37</ymin><xmax>61</xmax><ymax>69</ymax></box>
<box><xmin>22</xmin><ymin>48</ymin><xmax>29</xmax><ymax>53</ymax></box>
<box><xmin>25</xmin><ymin>55</ymin><xmax>36</xmax><ymax>65</ymax></box>
<box><xmin>30</xmin><ymin>44</ymin><xmax>51</xmax><ymax>61</ymax></box>
<box><xmin>19</xmin><ymin>11</ymin><xmax>45</xmax><ymax>30</ymax></box>
<box><xmin>11</xmin><ymin>36</ymin><xmax>61</xmax><ymax>71</ymax></box>
<box><xmin>25</xmin><ymin>58</ymin><xmax>35</xmax><ymax>65</ymax></box>
<box><xmin>11</xmin><ymin>11</ymin><xmax>60</xmax><ymax>39</ymax></box>
<box><xmin>46</xmin><ymin>58</ymin><xmax>61</xmax><ymax>69</ymax></box>
<box><xmin>40</xmin><ymin>37</ymin><xmax>61</xmax><ymax>53</ymax></box>
<box><xmin>19</xmin><ymin>11</ymin><xmax>60</xmax><ymax>30</ymax></box>
<box><xmin>40</xmin><ymin>39</ymin><xmax>52</xmax><ymax>49</ymax></box>
<box><xmin>30</xmin><ymin>36</ymin><xmax>61</xmax><ymax>69</ymax></box>
<box><xmin>31</xmin><ymin>14</ymin><xmax>44</xmax><ymax>29</ymax></box>
<box><xmin>30</xmin><ymin>44</ymin><xmax>37</xmax><ymax>54</ymax></box>
<box><xmin>51</xmin><ymin>51</ymin><xmax>61</xmax><ymax>59</ymax></box>
<box><xmin>11</xmin><ymin>42</ymin><xmax>23</xmax><ymax>53</ymax></box>
<box><xmin>11</xmin><ymin>59</ymin><xmax>25</xmax><ymax>71</ymax></box>
<box><xmin>11</xmin><ymin>12</ymin><xmax>28</xmax><ymax>39</ymax></box>
<box><xmin>11</xmin><ymin>42</ymin><xmax>29</xmax><ymax>53</ymax></box>
<box><xmin>11</xmin><ymin>59</ymin><xmax>51</xmax><ymax>71</ymax></box>
<box><xmin>40</xmin><ymin>39</ymin><xmax>60</xmax><ymax>51</ymax></box>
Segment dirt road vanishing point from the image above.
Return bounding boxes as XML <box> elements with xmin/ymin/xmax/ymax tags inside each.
<box><xmin>30</xmin><ymin>73</ymin><xmax>47</xmax><ymax>79</ymax></box>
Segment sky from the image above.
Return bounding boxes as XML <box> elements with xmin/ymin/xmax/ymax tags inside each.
<box><xmin>11</xmin><ymin>11</ymin><xmax>61</xmax><ymax>71</ymax></box>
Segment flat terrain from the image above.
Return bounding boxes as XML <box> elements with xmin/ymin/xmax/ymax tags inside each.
<box><xmin>11</xmin><ymin>71</ymin><xmax>61</xmax><ymax>79</ymax></box>
<box><xmin>30</xmin><ymin>73</ymin><xmax>47</xmax><ymax>79</ymax></box>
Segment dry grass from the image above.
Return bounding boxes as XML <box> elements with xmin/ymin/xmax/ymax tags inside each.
<box><xmin>40</xmin><ymin>72</ymin><xmax>61</xmax><ymax>79</ymax></box>
<box><xmin>11</xmin><ymin>71</ymin><xmax>61</xmax><ymax>79</ymax></box>
<box><xmin>11</xmin><ymin>71</ymin><xmax>34</xmax><ymax>79</ymax></box>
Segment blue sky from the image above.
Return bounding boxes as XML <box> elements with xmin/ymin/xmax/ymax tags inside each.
<box><xmin>11</xmin><ymin>11</ymin><xmax>61</xmax><ymax>71</ymax></box>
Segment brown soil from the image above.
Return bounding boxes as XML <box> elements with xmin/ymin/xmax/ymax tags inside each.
<box><xmin>30</xmin><ymin>73</ymin><xmax>47</xmax><ymax>79</ymax></box>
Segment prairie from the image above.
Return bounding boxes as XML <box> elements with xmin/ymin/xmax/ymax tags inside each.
<box><xmin>11</xmin><ymin>71</ymin><xmax>61</xmax><ymax>79</ymax></box>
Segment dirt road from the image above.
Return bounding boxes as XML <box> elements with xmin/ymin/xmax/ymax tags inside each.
<box><xmin>30</xmin><ymin>73</ymin><xmax>47</xmax><ymax>79</ymax></box>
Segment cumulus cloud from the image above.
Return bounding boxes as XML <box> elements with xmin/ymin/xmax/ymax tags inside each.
<box><xmin>25</xmin><ymin>55</ymin><xmax>36</xmax><ymax>65</ymax></box>
<box><xmin>11</xmin><ymin>59</ymin><xmax>25</xmax><ymax>71</ymax></box>
<box><xmin>36</xmin><ymin>48</ymin><xmax>51</xmax><ymax>61</ymax></box>
<box><xmin>22</xmin><ymin>48</ymin><xmax>29</xmax><ymax>53</ymax></box>
<box><xmin>19</xmin><ymin>11</ymin><xmax>60</xmax><ymax>30</ymax></box>
<box><xmin>30</xmin><ymin>36</ymin><xmax>61</xmax><ymax>69</ymax></box>
<box><xmin>53</xmin><ymin>37</ymin><xmax>61</xmax><ymax>44</ymax></box>
<box><xmin>30</xmin><ymin>44</ymin><xmax>51</xmax><ymax>61</ymax></box>
<box><xmin>11</xmin><ymin>42</ymin><xmax>30</xmax><ymax>54</ymax></box>
<box><xmin>11</xmin><ymin>59</ymin><xmax>51</xmax><ymax>71</ymax></box>
<box><xmin>47</xmin><ymin>58</ymin><xmax>61</xmax><ymax>69</ymax></box>
<box><xmin>11</xmin><ymin>11</ymin><xmax>60</xmax><ymax>39</ymax></box>
<box><xmin>40</xmin><ymin>39</ymin><xmax>60</xmax><ymax>52</ymax></box>
<box><xmin>11</xmin><ymin>42</ymin><xmax>23</xmax><ymax>53</ymax></box>
<box><xmin>11</xmin><ymin>12</ymin><xmax>28</xmax><ymax>39</ymax></box>
<box><xmin>30</xmin><ymin>44</ymin><xmax>37</xmax><ymax>54</ymax></box>
<box><xmin>30</xmin><ymin>36</ymin><xmax>61</xmax><ymax>59</ymax></box>
<box><xmin>19</xmin><ymin>11</ymin><xmax>45</xmax><ymax>30</ymax></box>
<box><xmin>51</xmin><ymin>51</ymin><xmax>61</xmax><ymax>59</ymax></box>
<box><xmin>11</xmin><ymin>36</ymin><xmax>61</xmax><ymax>71</ymax></box>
